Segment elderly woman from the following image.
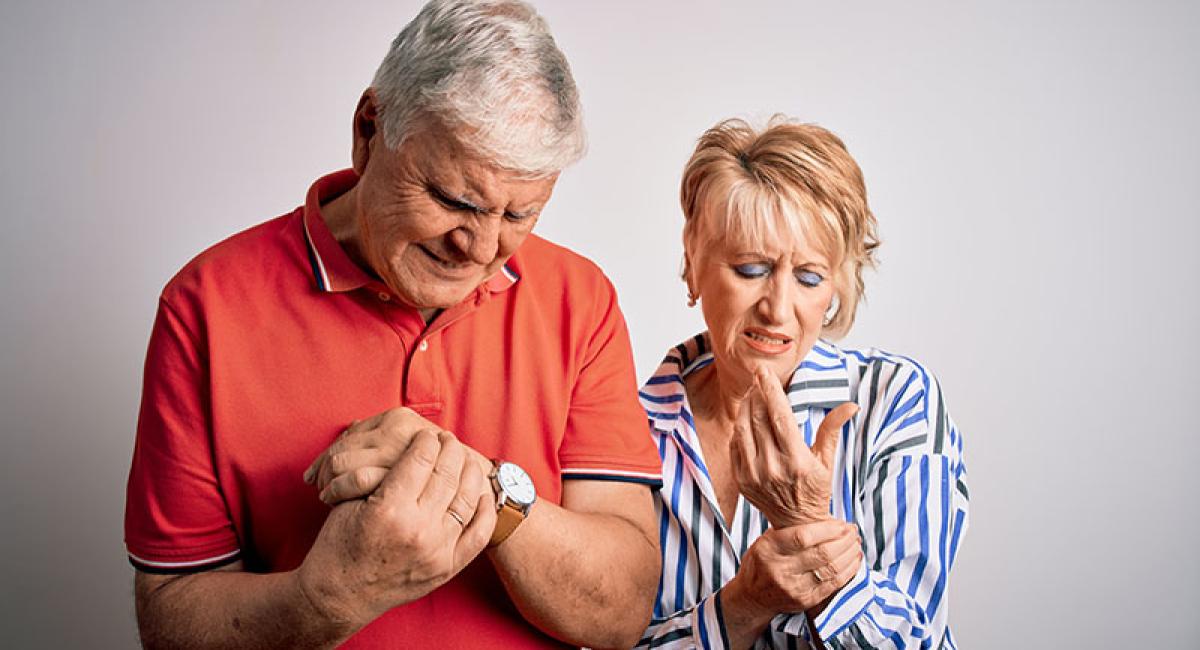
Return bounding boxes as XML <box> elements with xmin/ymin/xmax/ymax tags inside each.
<box><xmin>636</xmin><ymin>118</ymin><xmax>969</xmax><ymax>649</ymax></box>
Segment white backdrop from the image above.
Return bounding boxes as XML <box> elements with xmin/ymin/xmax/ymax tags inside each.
<box><xmin>2</xmin><ymin>1</ymin><xmax>1198</xmax><ymax>647</ymax></box>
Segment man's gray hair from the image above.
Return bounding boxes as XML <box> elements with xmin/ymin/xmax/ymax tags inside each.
<box><xmin>371</xmin><ymin>0</ymin><xmax>586</xmax><ymax>176</ymax></box>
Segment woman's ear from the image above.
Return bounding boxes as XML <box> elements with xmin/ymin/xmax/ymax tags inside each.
<box><xmin>682</xmin><ymin>252</ymin><xmax>699</xmax><ymax>306</ymax></box>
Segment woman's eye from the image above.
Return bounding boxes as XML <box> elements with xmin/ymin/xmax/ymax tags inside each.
<box><xmin>796</xmin><ymin>270</ymin><xmax>824</xmax><ymax>287</ymax></box>
<box><xmin>733</xmin><ymin>263</ymin><xmax>771</xmax><ymax>279</ymax></box>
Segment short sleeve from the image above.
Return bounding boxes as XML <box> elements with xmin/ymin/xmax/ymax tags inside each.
<box><xmin>557</xmin><ymin>277</ymin><xmax>662</xmax><ymax>487</ymax></box>
<box><xmin>124</xmin><ymin>297</ymin><xmax>240</xmax><ymax>573</ymax></box>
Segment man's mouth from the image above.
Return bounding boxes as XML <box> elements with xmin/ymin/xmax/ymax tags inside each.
<box><xmin>417</xmin><ymin>244</ymin><xmax>469</xmax><ymax>270</ymax></box>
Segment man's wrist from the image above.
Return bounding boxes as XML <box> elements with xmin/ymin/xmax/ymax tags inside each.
<box><xmin>289</xmin><ymin>568</ymin><xmax>361</xmax><ymax>646</ymax></box>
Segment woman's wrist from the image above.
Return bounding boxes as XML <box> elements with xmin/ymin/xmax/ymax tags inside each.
<box><xmin>720</xmin><ymin>572</ymin><xmax>777</xmax><ymax>636</ymax></box>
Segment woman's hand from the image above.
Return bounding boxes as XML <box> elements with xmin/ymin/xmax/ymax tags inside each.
<box><xmin>731</xmin><ymin>366</ymin><xmax>859</xmax><ymax>528</ymax></box>
<box><xmin>720</xmin><ymin>519</ymin><xmax>863</xmax><ymax>641</ymax></box>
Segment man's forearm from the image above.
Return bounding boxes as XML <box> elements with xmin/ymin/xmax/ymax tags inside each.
<box><xmin>135</xmin><ymin>565</ymin><xmax>353</xmax><ymax>650</ymax></box>
<box><xmin>487</xmin><ymin>493</ymin><xmax>660</xmax><ymax>648</ymax></box>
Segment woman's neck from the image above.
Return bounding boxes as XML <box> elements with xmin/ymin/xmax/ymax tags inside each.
<box><xmin>685</xmin><ymin>363</ymin><xmax>751</xmax><ymax>435</ymax></box>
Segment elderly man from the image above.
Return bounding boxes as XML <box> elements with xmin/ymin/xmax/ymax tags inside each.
<box><xmin>124</xmin><ymin>1</ymin><xmax>662</xmax><ymax>647</ymax></box>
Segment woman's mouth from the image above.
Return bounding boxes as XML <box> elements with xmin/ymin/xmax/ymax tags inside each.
<box><xmin>742</xmin><ymin>328</ymin><xmax>793</xmax><ymax>354</ymax></box>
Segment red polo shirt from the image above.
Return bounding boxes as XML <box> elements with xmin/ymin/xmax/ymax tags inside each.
<box><xmin>125</xmin><ymin>170</ymin><xmax>662</xmax><ymax>647</ymax></box>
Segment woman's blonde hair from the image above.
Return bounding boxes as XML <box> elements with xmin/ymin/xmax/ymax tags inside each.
<box><xmin>680</xmin><ymin>116</ymin><xmax>880</xmax><ymax>339</ymax></box>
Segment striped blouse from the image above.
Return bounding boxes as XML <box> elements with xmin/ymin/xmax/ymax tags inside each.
<box><xmin>635</xmin><ymin>334</ymin><xmax>969</xmax><ymax>649</ymax></box>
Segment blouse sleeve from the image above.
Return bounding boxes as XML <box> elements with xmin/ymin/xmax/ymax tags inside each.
<box><xmin>779</xmin><ymin>358</ymin><xmax>971</xmax><ymax>649</ymax></box>
<box><xmin>635</xmin><ymin>589</ymin><xmax>730</xmax><ymax>649</ymax></box>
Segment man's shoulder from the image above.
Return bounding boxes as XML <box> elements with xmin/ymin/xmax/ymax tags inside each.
<box><xmin>513</xmin><ymin>233</ymin><xmax>612</xmax><ymax>290</ymax></box>
<box><xmin>161</xmin><ymin>210</ymin><xmax>303</xmax><ymax>303</ymax></box>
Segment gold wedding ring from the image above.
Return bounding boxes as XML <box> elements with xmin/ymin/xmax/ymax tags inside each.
<box><xmin>446</xmin><ymin>509</ymin><xmax>466</xmax><ymax>528</ymax></box>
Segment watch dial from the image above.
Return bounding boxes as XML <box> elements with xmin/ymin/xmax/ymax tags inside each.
<box><xmin>499</xmin><ymin>463</ymin><xmax>536</xmax><ymax>505</ymax></box>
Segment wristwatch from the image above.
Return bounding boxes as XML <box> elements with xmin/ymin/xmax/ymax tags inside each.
<box><xmin>488</xmin><ymin>460</ymin><xmax>536</xmax><ymax>547</ymax></box>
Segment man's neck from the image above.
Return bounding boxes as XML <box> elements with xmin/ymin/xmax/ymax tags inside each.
<box><xmin>322</xmin><ymin>185</ymin><xmax>441</xmax><ymax>327</ymax></box>
<box><xmin>320</xmin><ymin>186</ymin><xmax>361</xmax><ymax>257</ymax></box>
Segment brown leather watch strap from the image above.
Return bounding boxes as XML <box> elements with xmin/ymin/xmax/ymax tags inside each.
<box><xmin>488</xmin><ymin>501</ymin><xmax>525</xmax><ymax>547</ymax></box>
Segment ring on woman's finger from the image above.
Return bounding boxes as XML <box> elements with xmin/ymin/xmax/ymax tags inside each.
<box><xmin>446</xmin><ymin>509</ymin><xmax>466</xmax><ymax>528</ymax></box>
<box><xmin>812</xmin><ymin>568</ymin><xmax>825</xmax><ymax>583</ymax></box>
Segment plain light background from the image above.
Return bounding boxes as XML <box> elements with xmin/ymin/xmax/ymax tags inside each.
<box><xmin>2</xmin><ymin>1</ymin><xmax>1197</xmax><ymax>647</ymax></box>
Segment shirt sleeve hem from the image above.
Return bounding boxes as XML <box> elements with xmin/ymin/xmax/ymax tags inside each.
<box><xmin>814</xmin><ymin>557</ymin><xmax>874</xmax><ymax>639</ymax></box>
<box><xmin>560</xmin><ymin>467</ymin><xmax>663</xmax><ymax>487</ymax></box>
<box><xmin>127</xmin><ymin>547</ymin><xmax>241</xmax><ymax>574</ymax></box>
<box><xmin>692</xmin><ymin>590</ymin><xmax>730</xmax><ymax>650</ymax></box>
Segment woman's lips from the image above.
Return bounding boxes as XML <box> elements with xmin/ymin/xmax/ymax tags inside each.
<box><xmin>742</xmin><ymin>328</ymin><xmax>794</xmax><ymax>354</ymax></box>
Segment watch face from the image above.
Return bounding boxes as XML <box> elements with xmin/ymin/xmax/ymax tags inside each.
<box><xmin>497</xmin><ymin>462</ymin><xmax>536</xmax><ymax>506</ymax></box>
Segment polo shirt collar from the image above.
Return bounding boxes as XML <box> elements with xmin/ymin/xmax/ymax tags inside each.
<box><xmin>486</xmin><ymin>254</ymin><xmax>521</xmax><ymax>293</ymax></box>
<box><xmin>301</xmin><ymin>169</ymin><xmax>522</xmax><ymax>296</ymax></box>
<box><xmin>301</xmin><ymin>169</ymin><xmax>372</xmax><ymax>293</ymax></box>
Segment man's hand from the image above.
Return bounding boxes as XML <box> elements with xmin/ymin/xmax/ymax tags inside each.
<box><xmin>731</xmin><ymin>366</ymin><xmax>859</xmax><ymax>528</ymax></box>
<box><xmin>295</xmin><ymin>429</ymin><xmax>497</xmax><ymax>630</ymax></box>
<box><xmin>304</xmin><ymin>407</ymin><xmax>492</xmax><ymax>505</ymax></box>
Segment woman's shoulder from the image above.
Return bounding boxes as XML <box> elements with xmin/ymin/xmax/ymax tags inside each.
<box><xmin>820</xmin><ymin>341</ymin><xmax>944</xmax><ymax>396</ymax></box>
<box><xmin>822</xmin><ymin>341</ymin><xmax>963</xmax><ymax>459</ymax></box>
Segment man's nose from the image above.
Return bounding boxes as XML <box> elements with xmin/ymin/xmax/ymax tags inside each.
<box><xmin>447</xmin><ymin>215</ymin><xmax>500</xmax><ymax>265</ymax></box>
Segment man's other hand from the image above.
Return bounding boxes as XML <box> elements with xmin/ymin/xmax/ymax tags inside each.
<box><xmin>294</xmin><ymin>429</ymin><xmax>497</xmax><ymax>629</ymax></box>
<box><xmin>305</xmin><ymin>406</ymin><xmax>493</xmax><ymax>505</ymax></box>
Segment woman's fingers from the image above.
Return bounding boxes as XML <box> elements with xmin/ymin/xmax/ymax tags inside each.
<box><xmin>803</xmin><ymin>524</ymin><xmax>859</xmax><ymax>568</ymax></box>
<box><xmin>821</xmin><ymin>528</ymin><xmax>863</xmax><ymax>590</ymax></box>
<box><xmin>730</xmin><ymin>417</ymin><xmax>758</xmax><ymax>488</ymax></box>
<box><xmin>812</xmin><ymin>402</ymin><xmax>858</xmax><ymax>472</ymax></box>
<box><xmin>745</xmin><ymin>390</ymin><xmax>784</xmax><ymax>479</ymax></box>
<box><xmin>755</xmin><ymin>366</ymin><xmax>803</xmax><ymax>458</ymax></box>
<box><xmin>778</xmin><ymin>518</ymin><xmax>849</xmax><ymax>552</ymax></box>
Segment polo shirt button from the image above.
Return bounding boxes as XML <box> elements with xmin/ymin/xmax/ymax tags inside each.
<box><xmin>378</xmin><ymin>292</ymin><xmax>391</xmax><ymax>302</ymax></box>
<box><xmin>418</xmin><ymin>341</ymin><xmax>428</xmax><ymax>352</ymax></box>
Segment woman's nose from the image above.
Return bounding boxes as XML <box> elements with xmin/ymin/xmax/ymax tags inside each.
<box><xmin>756</xmin><ymin>276</ymin><xmax>790</xmax><ymax>324</ymax></box>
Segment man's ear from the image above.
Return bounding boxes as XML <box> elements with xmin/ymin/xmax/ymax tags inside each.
<box><xmin>351</xmin><ymin>89</ymin><xmax>380</xmax><ymax>175</ymax></box>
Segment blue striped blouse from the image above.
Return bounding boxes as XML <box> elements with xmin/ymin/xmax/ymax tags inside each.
<box><xmin>636</xmin><ymin>334</ymin><xmax>969</xmax><ymax>649</ymax></box>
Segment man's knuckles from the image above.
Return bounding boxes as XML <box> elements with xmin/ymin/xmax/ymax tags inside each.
<box><xmin>404</xmin><ymin>432</ymin><xmax>443</xmax><ymax>467</ymax></box>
